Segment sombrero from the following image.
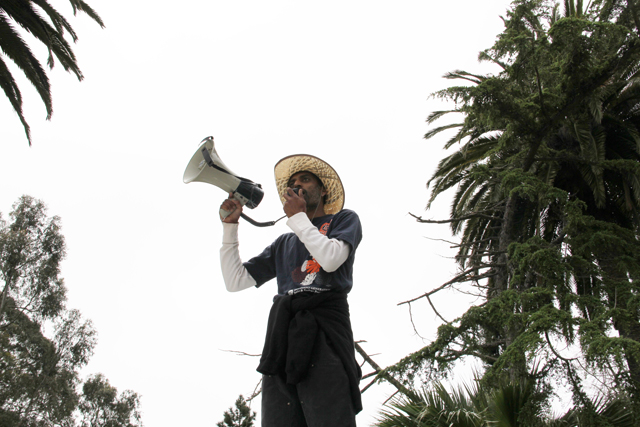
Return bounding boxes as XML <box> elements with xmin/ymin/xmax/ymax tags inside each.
<box><xmin>274</xmin><ymin>154</ymin><xmax>345</xmax><ymax>214</ymax></box>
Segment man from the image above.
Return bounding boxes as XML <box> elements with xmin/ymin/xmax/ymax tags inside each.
<box><xmin>219</xmin><ymin>154</ymin><xmax>363</xmax><ymax>427</ymax></box>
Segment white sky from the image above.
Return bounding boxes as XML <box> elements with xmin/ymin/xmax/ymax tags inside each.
<box><xmin>0</xmin><ymin>1</ymin><xmax>513</xmax><ymax>425</ymax></box>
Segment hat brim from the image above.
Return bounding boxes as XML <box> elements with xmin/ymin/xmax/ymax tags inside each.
<box><xmin>274</xmin><ymin>154</ymin><xmax>344</xmax><ymax>215</ymax></box>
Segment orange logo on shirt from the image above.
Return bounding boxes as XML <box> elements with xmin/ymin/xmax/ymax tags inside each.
<box><xmin>305</xmin><ymin>259</ymin><xmax>322</xmax><ymax>274</ymax></box>
<box><xmin>319</xmin><ymin>222</ymin><xmax>330</xmax><ymax>236</ymax></box>
<box><xmin>290</xmin><ymin>220</ymin><xmax>332</xmax><ymax>286</ymax></box>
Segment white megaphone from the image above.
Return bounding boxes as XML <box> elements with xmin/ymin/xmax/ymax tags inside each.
<box><xmin>184</xmin><ymin>137</ymin><xmax>282</xmax><ymax>227</ymax></box>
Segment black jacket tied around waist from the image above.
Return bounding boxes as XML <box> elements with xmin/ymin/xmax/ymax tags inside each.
<box><xmin>257</xmin><ymin>291</ymin><xmax>363</xmax><ymax>414</ymax></box>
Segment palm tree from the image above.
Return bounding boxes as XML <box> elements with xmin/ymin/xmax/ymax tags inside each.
<box><xmin>426</xmin><ymin>0</ymin><xmax>640</xmax><ymax>272</ymax></box>
<box><xmin>401</xmin><ymin>0</ymin><xmax>640</xmax><ymax>399</ymax></box>
<box><xmin>0</xmin><ymin>0</ymin><xmax>104</xmax><ymax>145</ymax></box>
<box><xmin>376</xmin><ymin>379</ymin><xmax>635</xmax><ymax>427</ymax></box>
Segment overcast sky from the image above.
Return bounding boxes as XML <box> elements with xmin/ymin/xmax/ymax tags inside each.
<box><xmin>1</xmin><ymin>1</ymin><xmax>514</xmax><ymax>425</ymax></box>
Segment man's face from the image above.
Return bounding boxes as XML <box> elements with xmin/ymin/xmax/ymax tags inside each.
<box><xmin>287</xmin><ymin>171</ymin><xmax>326</xmax><ymax>209</ymax></box>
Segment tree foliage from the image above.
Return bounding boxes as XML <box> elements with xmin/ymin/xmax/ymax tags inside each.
<box><xmin>0</xmin><ymin>195</ymin><xmax>142</xmax><ymax>426</ymax></box>
<box><xmin>216</xmin><ymin>395</ymin><xmax>256</xmax><ymax>427</ymax></box>
<box><xmin>385</xmin><ymin>0</ymin><xmax>640</xmax><ymax>421</ymax></box>
<box><xmin>376</xmin><ymin>377</ymin><xmax>635</xmax><ymax>427</ymax></box>
<box><xmin>0</xmin><ymin>0</ymin><xmax>104</xmax><ymax>145</ymax></box>
<box><xmin>78</xmin><ymin>374</ymin><xmax>142</xmax><ymax>427</ymax></box>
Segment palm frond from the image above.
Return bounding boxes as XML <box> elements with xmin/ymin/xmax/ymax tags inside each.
<box><xmin>425</xmin><ymin>123</ymin><xmax>464</xmax><ymax>140</ymax></box>
<box><xmin>489</xmin><ymin>380</ymin><xmax>534</xmax><ymax>427</ymax></box>
<box><xmin>68</xmin><ymin>0</ymin><xmax>105</xmax><ymax>27</ymax></box>
<box><xmin>32</xmin><ymin>0</ymin><xmax>79</xmax><ymax>41</ymax></box>
<box><xmin>0</xmin><ymin>56</ymin><xmax>31</xmax><ymax>143</ymax></box>
<box><xmin>427</xmin><ymin>109</ymin><xmax>460</xmax><ymax>125</ymax></box>
<box><xmin>443</xmin><ymin>70</ymin><xmax>486</xmax><ymax>85</ymax></box>
<box><xmin>0</xmin><ymin>13</ymin><xmax>52</xmax><ymax>118</ymax></box>
<box><xmin>0</xmin><ymin>0</ymin><xmax>104</xmax><ymax>144</ymax></box>
<box><xmin>594</xmin><ymin>394</ymin><xmax>635</xmax><ymax>427</ymax></box>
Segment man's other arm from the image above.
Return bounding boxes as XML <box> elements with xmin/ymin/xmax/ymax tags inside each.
<box><xmin>220</xmin><ymin>222</ymin><xmax>257</xmax><ymax>292</ymax></box>
<box><xmin>219</xmin><ymin>195</ymin><xmax>256</xmax><ymax>292</ymax></box>
<box><xmin>287</xmin><ymin>213</ymin><xmax>350</xmax><ymax>272</ymax></box>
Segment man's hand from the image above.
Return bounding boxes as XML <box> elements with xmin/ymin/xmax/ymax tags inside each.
<box><xmin>220</xmin><ymin>193</ymin><xmax>243</xmax><ymax>223</ymax></box>
<box><xmin>283</xmin><ymin>187</ymin><xmax>306</xmax><ymax>217</ymax></box>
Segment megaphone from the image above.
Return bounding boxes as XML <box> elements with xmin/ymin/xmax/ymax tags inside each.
<box><xmin>184</xmin><ymin>136</ymin><xmax>283</xmax><ymax>227</ymax></box>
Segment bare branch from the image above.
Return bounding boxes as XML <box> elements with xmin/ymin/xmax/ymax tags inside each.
<box><xmin>360</xmin><ymin>376</ymin><xmax>378</xmax><ymax>394</ymax></box>
<box><xmin>544</xmin><ymin>331</ymin><xmax>578</xmax><ymax>362</ymax></box>
<box><xmin>426</xmin><ymin>293</ymin><xmax>450</xmax><ymax>324</ymax></box>
<box><xmin>409</xmin><ymin>212</ymin><xmax>502</xmax><ymax>224</ymax></box>
<box><xmin>246</xmin><ymin>378</ymin><xmax>262</xmax><ymax>402</ymax></box>
<box><xmin>398</xmin><ymin>267</ymin><xmax>498</xmax><ymax>306</ymax></box>
<box><xmin>355</xmin><ymin>342</ymin><xmax>384</xmax><ymax>373</ymax></box>
<box><xmin>423</xmin><ymin>236</ymin><xmax>460</xmax><ymax>246</ymax></box>
<box><xmin>451</xmin><ymin>284</ymin><xmax>486</xmax><ymax>298</ymax></box>
<box><xmin>408</xmin><ymin>302</ymin><xmax>426</xmax><ymax>340</ymax></box>
<box><xmin>362</xmin><ymin>371</ymin><xmax>378</xmax><ymax>380</ymax></box>
<box><xmin>220</xmin><ymin>349</ymin><xmax>261</xmax><ymax>357</ymax></box>
<box><xmin>354</xmin><ymin>342</ymin><xmax>420</xmax><ymax>401</ymax></box>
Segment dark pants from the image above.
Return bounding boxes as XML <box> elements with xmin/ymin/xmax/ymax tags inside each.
<box><xmin>261</xmin><ymin>330</ymin><xmax>357</xmax><ymax>427</ymax></box>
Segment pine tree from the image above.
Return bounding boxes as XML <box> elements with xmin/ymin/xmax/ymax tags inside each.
<box><xmin>216</xmin><ymin>395</ymin><xmax>256</xmax><ymax>427</ymax></box>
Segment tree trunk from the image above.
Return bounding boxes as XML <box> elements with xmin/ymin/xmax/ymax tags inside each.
<box><xmin>492</xmin><ymin>194</ymin><xmax>529</xmax><ymax>382</ymax></box>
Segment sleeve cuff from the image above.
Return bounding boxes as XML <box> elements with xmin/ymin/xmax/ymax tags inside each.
<box><xmin>222</xmin><ymin>222</ymin><xmax>239</xmax><ymax>244</ymax></box>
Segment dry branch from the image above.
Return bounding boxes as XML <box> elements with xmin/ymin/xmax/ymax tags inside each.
<box><xmin>398</xmin><ymin>266</ymin><xmax>498</xmax><ymax>306</ymax></box>
<box><xmin>354</xmin><ymin>342</ymin><xmax>420</xmax><ymax>402</ymax></box>
<box><xmin>409</xmin><ymin>212</ymin><xmax>502</xmax><ymax>224</ymax></box>
<box><xmin>220</xmin><ymin>349</ymin><xmax>262</xmax><ymax>357</ymax></box>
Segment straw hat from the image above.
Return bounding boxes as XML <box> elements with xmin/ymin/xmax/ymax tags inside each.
<box><xmin>274</xmin><ymin>154</ymin><xmax>345</xmax><ymax>214</ymax></box>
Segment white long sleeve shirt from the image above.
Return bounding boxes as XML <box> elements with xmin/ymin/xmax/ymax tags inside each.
<box><xmin>220</xmin><ymin>212</ymin><xmax>350</xmax><ymax>292</ymax></box>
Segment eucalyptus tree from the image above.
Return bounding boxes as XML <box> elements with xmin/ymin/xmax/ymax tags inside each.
<box><xmin>79</xmin><ymin>374</ymin><xmax>142</xmax><ymax>427</ymax></box>
<box><xmin>0</xmin><ymin>0</ymin><xmax>104</xmax><ymax>145</ymax></box>
<box><xmin>0</xmin><ymin>196</ymin><xmax>141</xmax><ymax>426</ymax></box>
<box><xmin>388</xmin><ymin>0</ymin><xmax>640</xmax><ymax>412</ymax></box>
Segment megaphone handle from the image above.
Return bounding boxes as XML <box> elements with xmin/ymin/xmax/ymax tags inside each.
<box><xmin>220</xmin><ymin>192</ymin><xmax>245</xmax><ymax>220</ymax></box>
<box><xmin>219</xmin><ymin>207</ymin><xmax>233</xmax><ymax>220</ymax></box>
